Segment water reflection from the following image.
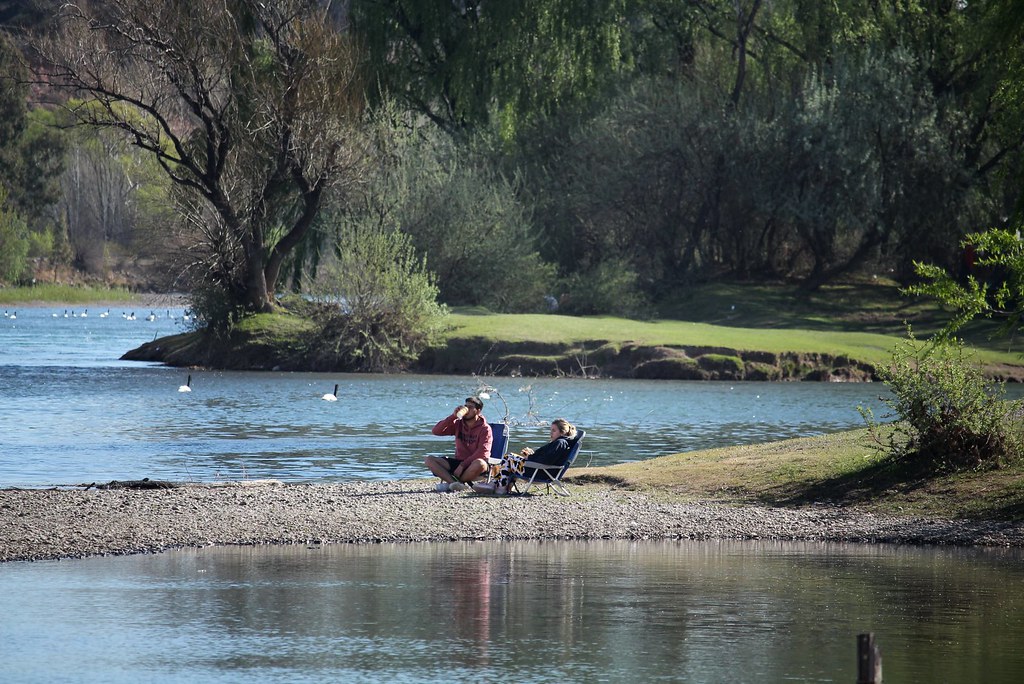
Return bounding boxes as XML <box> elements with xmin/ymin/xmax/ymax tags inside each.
<box><xmin>2</xmin><ymin>541</ymin><xmax>1023</xmax><ymax>682</ymax></box>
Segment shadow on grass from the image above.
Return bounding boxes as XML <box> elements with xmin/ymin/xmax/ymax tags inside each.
<box><xmin>656</xmin><ymin>282</ymin><xmax>1008</xmax><ymax>349</ymax></box>
<box><xmin>770</xmin><ymin>458</ymin><xmax>939</xmax><ymax>508</ymax></box>
<box><xmin>775</xmin><ymin>458</ymin><xmax>1024</xmax><ymax>521</ymax></box>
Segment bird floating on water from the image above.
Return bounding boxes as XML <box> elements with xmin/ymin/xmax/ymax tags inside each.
<box><xmin>178</xmin><ymin>374</ymin><xmax>192</xmax><ymax>393</ymax></box>
<box><xmin>322</xmin><ymin>384</ymin><xmax>339</xmax><ymax>401</ymax></box>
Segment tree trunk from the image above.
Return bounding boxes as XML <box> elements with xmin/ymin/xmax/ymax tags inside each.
<box><xmin>245</xmin><ymin>251</ymin><xmax>273</xmax><ymax>313</ymax></box>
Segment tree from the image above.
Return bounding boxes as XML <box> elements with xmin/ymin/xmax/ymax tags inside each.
<box><xmin>351</xmin><ymin>0</ymin><xmax>628</xmax><ymax>138</ymax></box>
<box><xmin>338</xmin><ymin>109</ymin><xmax>556</xmax><ymax>312</ymax></box>
<box><xmin>55</xmin><ymin>111</ymin><xmax>174</xmax><ymax>277</ymax></box>
<box><xmin>33</xmin><ymin>0</ymin><xmax>367</xmax><ymax>316</ymax></box>
<box><xmin>0</xmin><ymin>34</ymin><xmax>64</xmax><ymax>229</ymax></box>
<box><xmin>0</xmin><ymin>185</ymin><xmax>29</xmax><ymax>283</ymax></box>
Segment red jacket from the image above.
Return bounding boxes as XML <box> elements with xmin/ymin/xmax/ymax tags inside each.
<box><xmin>432</xmin><ymin>413</ymin><xmax>493</xmax><ymax>463</ymax></box>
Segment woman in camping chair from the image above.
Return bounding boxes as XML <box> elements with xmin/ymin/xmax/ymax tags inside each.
<box><xmin>473</xmin><ymin>418</ymin><xmax>577</xmax><ymax>496</ymax></box>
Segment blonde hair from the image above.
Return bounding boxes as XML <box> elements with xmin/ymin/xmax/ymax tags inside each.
<box><xmin>552</xmin><ymin>418</ymin><xmax>577</xmax><ymax>440</ymax></box>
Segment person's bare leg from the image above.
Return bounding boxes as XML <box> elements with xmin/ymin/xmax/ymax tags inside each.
<box><xmin>425</xmin><ymin>456</ymin><xmax>455</xmax><ymax>483</ymax></box>
<box><xmin>453</xmin><ymin>459</ymin><xmax>488</xmax><ymax>483</ymax></box>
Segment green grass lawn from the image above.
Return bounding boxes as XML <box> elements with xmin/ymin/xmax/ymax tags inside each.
<box><xmin>445</xmin><ymin>311</ymin><xmax>1021</xmax><ymax>369</ymax></box>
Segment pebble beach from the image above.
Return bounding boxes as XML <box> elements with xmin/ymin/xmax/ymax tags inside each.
<box><xmin>3</xmin><ymin>480</ymin><xmax>1023</xmax><ymax>563</ymax></box>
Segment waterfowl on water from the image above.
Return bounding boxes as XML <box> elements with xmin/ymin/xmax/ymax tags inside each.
<box><xmin>322</xmin><ymin>384</ymin><xmax>339</xmax><ymax>401</ymax></box>
<box><xmin>178</xmin><ymin>374</ymin><xmax>192</xmax><ymax>393</ymax></box>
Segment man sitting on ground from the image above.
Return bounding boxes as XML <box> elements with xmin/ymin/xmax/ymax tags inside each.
<box><xmin>425</xmin><ymin>396</ymin><xmax>493</xmax><ymax>492</ymax></box>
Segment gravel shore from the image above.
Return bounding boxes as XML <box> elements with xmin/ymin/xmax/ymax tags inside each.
<box><xmin>3</xmin><ymin>480</ymin><xmax>1023</xmax><ymax>562</ymax></box>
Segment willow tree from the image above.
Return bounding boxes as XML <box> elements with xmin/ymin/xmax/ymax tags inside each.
<box><xmin>351</xmin><ymin>0</ymin><xmax>628</xmax><ymax>138</ymax></box>
<box><xmin>34</xmin><ymin>0</ymin><xmax>367</xmax><ymax>315</ymax></box>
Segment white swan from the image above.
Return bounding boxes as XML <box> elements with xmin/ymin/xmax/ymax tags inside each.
<box><xmin>99</xmin><ymin>309</ymin><xmax>110</xmax><ymax>318</ymax></box>
<box><xmin>178</xmin><ymin>374</ymin><xmax>192</xmax><ymax>393</ymax></box>
<box><xmin>146</xmin><ymin>312</ymin><xmax>156</xmax><ymax>322</ymax></box>
<box><xmin>322</xmin><ymin>384</ymin><xmax>339</xmax><ymax>402</ymax></box>
<box><xmin>8</xmin><ymin>311</ymin><xmax>14</xmax><ymax>320</ymax></box>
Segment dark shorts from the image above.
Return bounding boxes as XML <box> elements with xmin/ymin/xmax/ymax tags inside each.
<box><xmin>443</xmin><ymin>457</ymin><xmax>485</xmax><ymax>479</ymax></box>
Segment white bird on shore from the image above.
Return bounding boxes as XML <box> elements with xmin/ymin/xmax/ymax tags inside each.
<box><xmin>322</xmin><ymin>384</ymin><xmax>339</xmax><ymax>401</ymax></box>
<box><xmin>178</xmin><ymin>374</ymin><xmax>192</xmax><ymax>393</ymax></box>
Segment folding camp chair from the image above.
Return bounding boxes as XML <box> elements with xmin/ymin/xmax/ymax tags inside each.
<box><xmin>510</xmin><ymin>430</ymin><xmax>586</xmax><ymax>496</ymax></box>
<box><xmin>489</xmin><ymin>422</ymin><xmax>509</xmax><ymax>466</ymax></box>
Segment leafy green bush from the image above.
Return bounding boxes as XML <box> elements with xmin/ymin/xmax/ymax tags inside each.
<box><xmin>309</xmin><ymin>223</ymin><xmax>448</xmax><ymax>372</ymax></box>
<box><xmin>862</xmin><ymin>331</ymin><xmax>1023</xmax><ymax>471</ymax></box>
<box><xmin>187</xmin><ymin>280</ymin><xmax>246</xmax><ymax>336</ymax></box>
<box><xmin>559</xmin><ymin>258</ymin><xmax>652</xmax><ymax>318</ymax></box>
<box><xmin>27</xmin><ymin>226</ymin><xmax>54</xmax><ymax>259</ymax></box>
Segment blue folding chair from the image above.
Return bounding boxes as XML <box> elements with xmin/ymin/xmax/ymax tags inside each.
<box><xmin>489</xmin><ymin>422</ymin><xmax>509</xmax><ymax>464</ymax></box>
<box><xmin>511</xmin><ymin>430</ymin><xmax>586</xmax><ymax>496</ymax></box>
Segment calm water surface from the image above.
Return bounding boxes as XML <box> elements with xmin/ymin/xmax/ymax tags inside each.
<box><xmin>0</xmin><ymin>306</ymin><xmax>912</xmax><ymax>486</ymax></box>
<box><xmin>2</xmin><ymin>541</ymin><xmax>1023</xmax><ymax>683</ymax></box>
<box><xmin>4</xmin><ymin>308</ymin><xmax>1024</xmax><ymax>683</ymax></box>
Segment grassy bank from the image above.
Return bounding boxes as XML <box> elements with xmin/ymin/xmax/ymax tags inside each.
<box><xmin>441</xmin><ymin>282</ymin><xmax>1024</xmax><ymax>376</ymax></box>
<box><xmin>444</xmin><ymin>311</ymin><xmax>1021</xmax><ymax>372</ymax></box>
<box><xmin>569</xmin><ymin>429</ymin><xmax>1024</xmax><ymax>521</ymax></box>
<box><xmin>24</xmin><ymin>280</ymin><xmax>1024</xmax><ymax>376</ymax></box>
<box><xmin>0</xmin><ymin>284</ymin><xmax>141</xmax><ymax>305</ymax></box>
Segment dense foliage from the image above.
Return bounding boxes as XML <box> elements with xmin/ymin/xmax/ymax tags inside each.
<box><xmin>1</xmin><ymin>0</ymin><xmax>1023</xmax><ymax>324</ymax></box>
<box><xmin>907</xmin><ymin>228</ymin><xmax>1024</xmax><ymax>345</ymax></box>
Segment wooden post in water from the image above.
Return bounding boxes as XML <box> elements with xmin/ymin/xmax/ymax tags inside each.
<box><xmin>856</xmin><ymin>633</ymin><xmax>882</xmax><ymax>684</ymax></box>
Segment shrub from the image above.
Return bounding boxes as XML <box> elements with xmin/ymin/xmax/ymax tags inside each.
<box><xmin>186</xmin><ymin>280</ymin><xmax>246</xmax><ymax>336</ymax></box>
<box><xmin>559</xmin><ymin>258</ymin><xmax>652</xmax><ymax>318</ymax></box>
<box><xmin>861</xmin><ymin>330</ymin><xmax>1024</xmax><ymax>471</ymax></box>
<box><xmin>308</xmin><ymin>223</ymin><xmax>448</xmax><ymax>372</ymax></box>
<box><xmin>27</xmin><ymin>226</ymin><xmax>54</xmax><ymax>259</ymax></box>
